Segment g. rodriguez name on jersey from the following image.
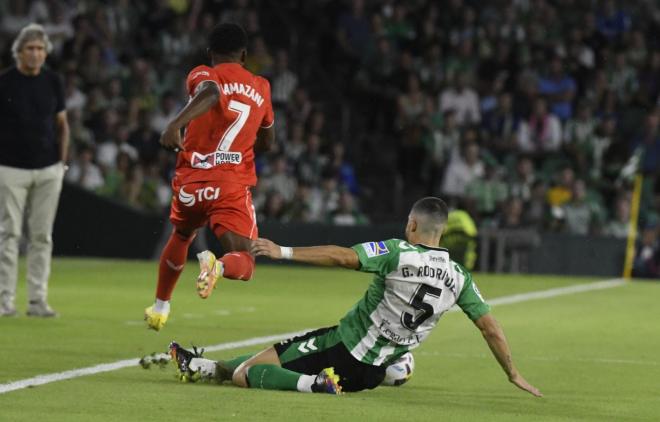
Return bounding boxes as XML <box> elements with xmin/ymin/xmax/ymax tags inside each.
<box><xmin>401</xmin><ymin>265</ymin><xmax>457</xmax><ymax>294</ymax></box>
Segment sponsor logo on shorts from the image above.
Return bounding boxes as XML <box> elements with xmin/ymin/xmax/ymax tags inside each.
<box><xmin>178</xmin><ymin>186</ymin><xmax>221</xmax><ymax>206</ymax></box>
<box><xmin>178</xmin><ymin>187</ymin><xmax>195</xmax><ymax>207</ymax></box>
<box><xmin>191</xmin><ymin>151</ymin><xmax>243</xmax><ymax>169</ymax></box>
<box><xmin>198</xmin><ymin>187</ymin><xmax>220</xmax><ymax>201</ymax></box>
<box><xmin>362</xmin><ymin>241</ymin><xmax>389</xmax><ymax>258</ymax></box>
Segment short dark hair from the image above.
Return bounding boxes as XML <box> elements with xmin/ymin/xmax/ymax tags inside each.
<box><xmin>208</xmin><ymin>23</ymin><xmax>248</xmax><ymax>56</ymax></box>
<box><xmin>411</xmin><ymin>197</ymin><xmax>449</xmax><ymax>226</ymax></box>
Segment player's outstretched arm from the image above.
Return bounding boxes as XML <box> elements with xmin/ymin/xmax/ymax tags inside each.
<box><xmin>473</xmin><ymin>313</ymin><xmax>543</xmax><ymax>397</ymax></box>
<box><xmin>160</xmin><ymin>81</ymin><xmax>220</xmax><ymax>151</ymax></box>
<box><xmin>251</xmin><ymin>238</ymin><xmax>360</xmax><ymax>269</ymax></box>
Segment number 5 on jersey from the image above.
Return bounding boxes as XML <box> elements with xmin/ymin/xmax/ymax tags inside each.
<box><xmin>217</xmin><ymin>99</ymin><xmax>251</xmax><ymax>151</ymax></box>
<box><xmin>401</xmin><ymin>284</ymin><xmax>442</xmax><ymax>331</ymax></box>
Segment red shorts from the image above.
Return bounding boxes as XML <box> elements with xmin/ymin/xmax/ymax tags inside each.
<box><xmin>169</xmin><ymin>180</ymin><xmax>258</xmax><ymax>240</ymax></box>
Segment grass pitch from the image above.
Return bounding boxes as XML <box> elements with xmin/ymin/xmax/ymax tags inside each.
<box><xmin>0</xmin><ymin>259</ymin><xmax>658</xmax><ymax>421</ymax></box>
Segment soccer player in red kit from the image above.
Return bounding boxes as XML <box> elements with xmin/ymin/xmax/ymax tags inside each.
<box><xmin>144</xmin><ymin>23</ymin><xmax>274</xmax><ymax>330</ymax></box>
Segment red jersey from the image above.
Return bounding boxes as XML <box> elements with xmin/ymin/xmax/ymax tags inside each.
<box><xmin>175</xmin><ymin>63</ymin><xmax>274</xmax><ymax>186</ymax></box>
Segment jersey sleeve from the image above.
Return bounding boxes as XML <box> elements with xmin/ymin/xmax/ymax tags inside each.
<box><xmin>455</xmin><ymin>263</ymin><xmax>490</xmax><ymax>321</ymax></box>
<box><xmin>186</xmin><ymin>65</ymin><xmax>219</xmax><ymax>97</ymax></box>
<box><xmin>351</xmin><ymin>239</ymin><xmax>400</xmax><ymax>276</ymax></box>
<box><xmin>259</xmin><ymin>78</ymin><xmax>274</xmax><ymax>128</ymax></box>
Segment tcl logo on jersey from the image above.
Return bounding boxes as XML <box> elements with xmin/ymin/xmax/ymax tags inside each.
<box><xmin>178</xmin><ymin>187</ymin><xmax>220</xmax><ymax>207</ymax></box>
<box><xmin>191</xmin><ymin>151</ymin><xmax>243</xmax><ymax>169</ymax></box>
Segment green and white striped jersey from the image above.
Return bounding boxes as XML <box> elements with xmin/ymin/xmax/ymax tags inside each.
<box><xmin>337</xmin><ymin>239</ymin><xmax>490</xmax><ymax>366</ymax></box>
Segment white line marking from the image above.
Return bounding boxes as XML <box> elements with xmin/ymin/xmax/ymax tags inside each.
<box><xmin>486</xmin><ymin>278</ymin><xmax>626</xmax><ymax>307</ymax></box>
<box><xmin>446</xmin><ymin>278</ymin><xmax>626</xmax><ymax>313</ymax></box>
<box><xmin>238</xmin><ymin>306</ymin><xmax>256</xmax><ymax>313</ymax></box>
<box><xmin>0</xmin><ymin>329</ymin><xmax>311</xmax><ymax>395</ymax></box>
<box><xmin>0</xmin><ymin>278</ymin><xmax>626</xmax><ymax>395</ymax></box>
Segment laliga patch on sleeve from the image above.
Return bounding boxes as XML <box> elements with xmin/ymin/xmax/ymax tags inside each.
<box><xmin>362</xmin><ymin>241</ymin><xmax>389</xmax><ymax>258</ymax></box>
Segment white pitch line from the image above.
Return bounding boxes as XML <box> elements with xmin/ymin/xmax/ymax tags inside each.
<box><xmin>445</xmin><ymin>277</ymin><xmax>626</xmax><ymax>313</ymax></box>
<box><xmin>485</xmin><ymin>278</ymin><xmax>626</xmax><ymax>307</ymax></box>
<box><xmin>0</xmin><ymin>278</ymin><xmax>626</xmax><ymax>395</ymax></box>
<box><xmin>0</xmin><ymin>329</ymin><xmax>311</xmax><ymax>395</ymax></box>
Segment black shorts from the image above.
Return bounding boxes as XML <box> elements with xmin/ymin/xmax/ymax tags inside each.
<box><xmin>274</xmin><ymin>326</ymin><xmax>385</xmax><ymax>392</ymax></box>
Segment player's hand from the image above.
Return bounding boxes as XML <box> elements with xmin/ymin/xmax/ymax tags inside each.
<box><xmin>251</xmin><ymin>238</ymin><xmax>282</xmax><ymax>259</ymax></box>
<box><xmin>509</xmin><ymin>373</ymin><xmax>543</xmax><ymax>397</ymax></box>
<box><xmin>160</xmin><ymin>125</ymin><xmax>185</xmax><ymax>152</ymax></box>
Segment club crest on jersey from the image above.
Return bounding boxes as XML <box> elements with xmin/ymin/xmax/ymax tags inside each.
<box><xmin>191</xmin><ymin>151</ymin><xmax>243</xmax><ymax>169</ymax></box>
<box><xmin>362</xmin><ymin>241</ymin><xmax>389</xmax><ymax>258</ymax></box>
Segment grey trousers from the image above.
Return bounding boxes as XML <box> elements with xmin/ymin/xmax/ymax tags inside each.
<box><xmin>0</xmin><ymin>162</ymin><xmax>64</xmax><ymax>306</ymax></box>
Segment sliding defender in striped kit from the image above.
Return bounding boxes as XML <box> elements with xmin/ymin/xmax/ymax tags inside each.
<box><xmin>144</xmin><ymin>23</ymin><xmax>275</xmax><ymax>331</ymax></box>
<box><xmin>167</xmin><ymin>197</ymin><xmax>543</xmax><ymax>396</ymax></box>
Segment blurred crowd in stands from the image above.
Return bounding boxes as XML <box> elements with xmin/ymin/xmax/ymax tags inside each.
<box><xmin>0</xmin><ymin>1</ymin><xmax>658</xmax><ymax>255</ymax></box>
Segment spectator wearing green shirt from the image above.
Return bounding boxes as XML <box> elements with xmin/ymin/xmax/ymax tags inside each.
<box><xmin>603</xmin><ymin>195</ymin><xmax>631</xmax><ymax>239</ymax></box>
<box><xmin>465</xmin><ymin>164</ymin><xmax>508</xmax><ymax>218</ymax></box>
<box><xmin>563</xmin><ymin>180</ymin><xmax>604</xmax><ymax>235</ymax></box>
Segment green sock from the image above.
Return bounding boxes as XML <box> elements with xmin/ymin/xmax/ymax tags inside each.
<box><xmin>246</xmin><ymin>364</ymin><xmax>301</xmax><ymax>391</ymax></box>
<box><xmin>222</xmin><ymin>354</ymin><xmax>254</xmax><ymax>371</ymax></box>
<box><xmin>211</xmin><ymin>354</ymin><xmax>254</xmax><ymax>384</ymax></box>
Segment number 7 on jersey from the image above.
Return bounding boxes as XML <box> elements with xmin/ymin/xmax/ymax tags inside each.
<box><xmin>217</xmin><ymin>99</ymin><xmax>251</xmax><ymax>151</ymax></box>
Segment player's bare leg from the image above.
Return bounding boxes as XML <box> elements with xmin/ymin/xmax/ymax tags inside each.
<box><xmin>232</xmin><ymin>347</ymin><xmax>281</xmax><ymax>387</ymax></box>
<box><xmin>231</xmin><ymin>346</ymin><xmax>341</xmax><ymax>394</ymax></box>
<box><xmin>196</xmin><ymin>230</ymin><xmax>255</xmax><ymax>299</ymax></box>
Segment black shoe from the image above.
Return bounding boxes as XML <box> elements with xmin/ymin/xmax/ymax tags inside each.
<box><xmin>168</xmin><ymin>341</ymin><xmax>204</xmax><ymax>382</ymax></box>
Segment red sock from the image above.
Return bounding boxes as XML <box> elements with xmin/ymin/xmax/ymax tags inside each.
<box><xmin>219</xmin><ymin>251</ymin><xmax>255</xmax><ymax>281</ymax></box>
<box><xmin>156</xmin><ymin>230</ymin><xmax>195</xmax><ymax>300</ymax></box>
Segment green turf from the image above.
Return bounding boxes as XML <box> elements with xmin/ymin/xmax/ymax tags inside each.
<box><xmin>0</xmin><ymin>259</ymin><xmax>658</xmax><ymax>421</ymax></box>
